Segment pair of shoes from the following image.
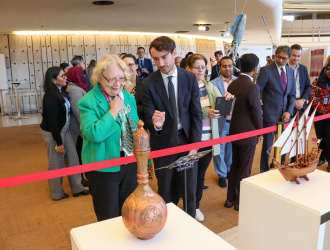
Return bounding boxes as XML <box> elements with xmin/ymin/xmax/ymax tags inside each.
<box><xmin>318</xmin><ymin>160</ymin><xmax>326</xmax><ymax>166</ymax></box>
<box><xmin>224</xmin><ymin>199</ymin><xmax>235</xmax><ymax>208</ymax></box>
<box><xmin>234</xmin><ymin>203</ymin><xmax>239</xmax><ymax>211</ymax></box>
<box><xmin>53</xmin><ymin>193</ymin><xmax>69</xmax><ymax>201</ymax></box>
<box><xmin>219</xmin><ymin>177</ymin><xmax>227</xmax><ymax>188</ymax></box>
<box><xmin>73</xmin><ymin>190</ymin><xmax>90</xmax><ymax>197</ymax></box>
<box><xmin>327</xmin><ymin>164</ymin><xmax>330</xmax><ymax>173</ymax></box>
<box><xmin>81</xmin><ymin>178</ymin><xmax>89</xmax><ymax>187</ymax></box>
<box><xmin>195</xmin><ymin>208</ymin><xmax>204</xmax><ymax>222</ymax></box>
<box><xmin>203</xmin><ymin>185</ymin><xmax>209</xmax><ymax>191</ymax></box>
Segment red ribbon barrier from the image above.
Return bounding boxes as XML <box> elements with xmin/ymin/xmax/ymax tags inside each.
<box><xmin>0</xmin><ymin>113</ymin><xmax>329</xmax><ymax>189</ymax></box>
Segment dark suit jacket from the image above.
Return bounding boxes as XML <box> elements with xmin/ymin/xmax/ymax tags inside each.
<box><xmin>134</xmin><ymin>76</ymin><xmax>144</xmax><ymax>122</ymax></box>
<box><xmin>210</xmin><ymin>64</ymin><xmax>220</xmax><ymax>81</ymax></box>
<box><xmin>137</xmin><ymin>58</ymin><xmax>154</xmax><ymax>79</ymax></box>
<box><xmin>228</xmin><ymin>74</ymin><xmax>263</xmax><ymax>145</ymax></box>
<box><xmin>141</xmin><ymin>67</ymin><xmax>203</xmax><ymax>153</ymax></box>
<box><xmin>294</xmin><ymin>64</ymin><xmax>312</xmax><ymax>111</ymax></box>
<box><xmin>257</xmin><ymin>62</ymin><xmax>296</xmax><ymax>123</ymax></box>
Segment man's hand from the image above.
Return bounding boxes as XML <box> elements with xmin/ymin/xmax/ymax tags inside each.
<box><xmin>257</xmin><ymin>135</ymin><xmax>263</xmax><ymax>144</ymax></box>
<box><xmin>142</xmin><ymin>68</ymin><xmax>149</xmax><ymax>74</ymax></box>
<box><xmin>282</xmin><ymin>112</ymin><xmax>291</xmax><ymax>123</ymax></box>
<box><xmin>188</xmin><ymin>149</ymin><xmax>198</xmax><ymax>156</ymax></box>
<box><xmin>209</xmin><ymin>109</ymin><xmax>221</xmax><ymax>118</ymax></box>
<box><xmin>56</xmin><ymin>145</ymin><xmax>64</xmax><ymax>155</ymax></box>
<box><xmin>152</xmin><ymin>110</ymin><xmax>165</xmax><ymax>129</ymax></box>
<box><xmin>224</xmin><ymin>91</ymin><xmax>234</xmax><ymax>100</ymax></box>
<box><xmin>294</xmin><ymin>99</ymin><xmax>305</xmax><ymax>110</ymax></box>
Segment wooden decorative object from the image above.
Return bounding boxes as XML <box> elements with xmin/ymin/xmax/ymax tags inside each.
<box><xmin>121</xmin><ymin>120</ymin><xmax>167</xmax><ymax>240</ymax></box>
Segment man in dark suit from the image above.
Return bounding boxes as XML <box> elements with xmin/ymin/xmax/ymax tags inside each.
<box><xmin>257</xmin><ymin>45</ymin><xmax>296</xmax><ymax>173</ymax></box>
<box><xmin>288</xmin><ymin>44</ymin><xmax>312</xmax><ymax>117</ymax></box>
<box><xmin>122</xmin><ymin>54</ymin><xmax>144</xmax><ymax>122</ymax></box>
<box><xmin>137</xmin><ymin>47</ymin><xmax>154</xmax><ymax>79</ymax></box>
<box><xmin>225</xmin><ymin>53</ymin><xmax>263</xmax><ymax>211</ymax></box>
<box><xmin>141</xmin><ymin>36</ymin><xmax>203</xmax><ymax>217</ymax></box>
<box><xmin>210</xmin><ymin>50</ymin><xmax>223</xmax><ymax>81</ymax></box>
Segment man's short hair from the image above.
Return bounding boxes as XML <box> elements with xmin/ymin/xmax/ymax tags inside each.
<box><xmin>122</xmin><ymin>54</ymin><xmax>138</xmax><ymax>64</ymax></box>
<box><xmin>291</xmin><ymin>44</ymin><xmax>302</xmax><ymax>51</ymax></box>
<box><xmin>137</xmin><ymin>47</ymin><xmax>145</xmax><ymax>52</ymax></box>
<box><xmin>240</xmin><ymin>53</ymin><xmax>259</xmax><ymax>73</ymax></box>
<box><xmin>219</xmin><ymin>56</ymin><xmax>234</xmax><ymax>67</ymax></box>
<box><xmin>214</xmin><ymin>50</ymin><xmax>223</xmax><ymax>57</ymax></box>
<box><xmin>185</xmin><ymin>52</ymin><xmax>193</xmax><ymax>58</ymax></box>
<box><xmin>275</xmin><ymin>45</ymin><xmax>292</xmax><ymax>58</ymax></box>
<box><xmin>149</xmin><ymin>36</ymin><xmax>176</xmax><ymax>54</ymax></box>
<box><xmin>71</xmin><ymin>55</ymin><xmax>84</xmax><ymax>66</ymax></box>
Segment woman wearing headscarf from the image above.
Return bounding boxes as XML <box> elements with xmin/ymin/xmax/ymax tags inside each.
<box><xmin>309</xmin><ymin>62</ymin><xmax>330</xmax><ymax>171</ymax></box>
<box><xmin>78</xmin><ymin>54</ymin><xmax>139</xmax><ymax>221</ymax></box>
<box><xmin>40</xmin><ymin>66</ymin><xmax>89</xmax><ymax>200</ymax></box>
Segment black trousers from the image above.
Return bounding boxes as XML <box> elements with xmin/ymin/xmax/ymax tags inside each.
<box><xmin>87</xmin><ymin>162</ymin><xmax>137</xmax><ymax>221</ymax></box>
<box><xmin>314</xmin><ymin>114</ymin><xmax>330</xmax><ymax>163</ymax></box>
<box><xmin>196</xmin><ymin>146</ymin><xmax>212</xmax><ymax>209</ymax></box>
<box><xmin>154</xmin><ymin>133</ymin><xmax>198</xmax><ymax>218</ymax></box>
<box><xmin>227</xmin><ymin>143</ymin><xmax>256</xmax><ymax>204</ymax></box>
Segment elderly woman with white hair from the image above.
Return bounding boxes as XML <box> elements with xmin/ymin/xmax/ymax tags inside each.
<box><xmin>78</xmin><ymin>54</ymin><xmax>139</xmax><ymax>221</ymax></box>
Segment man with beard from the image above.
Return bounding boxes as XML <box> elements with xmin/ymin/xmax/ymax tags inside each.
<box><xmin>141</xmin><ymin>36</ymin><xmax>202</xmax><ymax>218</ymax></box>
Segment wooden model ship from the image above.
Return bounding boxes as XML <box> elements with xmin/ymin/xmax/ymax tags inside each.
<box><xmin>269</xmin><ymin>102</ymin><xmax>322</xmax><ymax>184</ymax></box>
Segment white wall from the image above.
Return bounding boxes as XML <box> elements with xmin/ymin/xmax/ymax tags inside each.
<box><xmin>0</xmin><ymin>54</ymin><xmax>7</xmax><ymax>111</ymax></box>
<box><xmin>237</xmin><ymin>44</ymin><xmax>273</xmax><ymax>67</ymax></box>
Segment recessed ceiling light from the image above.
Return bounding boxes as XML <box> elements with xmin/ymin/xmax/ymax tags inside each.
<box><xmin>175</xmin><ymin>31</ymin><xmax>189</xmax><ymax>33</ymax></box>
<box><xmin>92</xmin><ymin>1</ymin><xmax>114</xmax><ymax>5</ymax></box>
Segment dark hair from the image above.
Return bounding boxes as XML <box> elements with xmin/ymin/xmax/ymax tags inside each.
<box><xmin>219</xmin><ymin>56</ymin><xmax>234</xmax><ymax>67</ymax></box>
<box><xmin>266</xmin><ymin>56</ymin><xmax>271</xmax><ymax>59</ymax></box>
<box><xmin>122</xmin><ymin>54</ymin><xmax>138</xmax><ymax>64</ymax></box>
<box><xmin>71</xmin><ymin>55</ymin><xmax>84</xmax><ymax>66</ymax></box>
<box><xmin>86</xmin><ymin>59</ymin><xmax>96</xmax><ymax>72</ymax></box>
<box><xmin>60</xmin><ymin>63</ymin><xmax>69</xmax><ymax>70</ymax></box>
<box><xmin>180</xmin><ymin>57</ymin><xmax>188</xmax><ymax>69</ymax></box>
<box><xmin>119</xmin><ymin>52</ymin><xmax>127</xmax><ymax>57</ymax></box>
<box><xmin>291</xmin><ymin>44</ymin><xmax>302</xmax><ymax>51</ymax></box>
<box><xmin>214</xmin><ymin>50</ymin><xmax>223</xmax><ymax>57</ymax></box>
<box><xmin>187</xmin><ymin>54</ymin><xmax>207</xmax><ymax>68</ymax></box>
<box><xmin>149</xmin><ymin>36</ymin><xmax>176</xmax><ymax>54</ymax></box>
<box><xmin>240</xmin><ymin>53</ymin><xmax>259</xmax><ymax>73</ymax></box>
<box><xmin>43</xmin><ymin>66</ymin><xmax>66</xmax><ymax>102</ymax></box>
<box><xmin>185</xmin><ymin>52</ymin><xmax>193</xmax><ymax>58</ymax></box>
<box><xmin>275</xmin><ymin>45</ymin><xmax>292</xmax><ymax>58</ymax></box>
<box><xmin>137</xmin><ymin>47</ymin><xmax>145</xmax><ymax>52</ymax></box>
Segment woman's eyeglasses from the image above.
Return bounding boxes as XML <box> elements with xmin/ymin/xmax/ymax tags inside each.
<box><xmin>101</xmin><ymin>74</ymin><xmax>127</xmax><ymax>84</ymax></box>
<box><xmin>193</xmin><ymin>66</ymin><xmax>206</xmax><ymax>70</ymax></box>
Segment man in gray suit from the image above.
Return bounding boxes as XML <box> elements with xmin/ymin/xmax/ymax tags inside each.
<box><xmin>210</xmin><ymin>56</ymin><xmax>237</xmax><ymax>188</ymax></box>
<box><xmin>257</xmin><ymin>45</ymin><xmax>296</xmax><ymax>173</ymax></box>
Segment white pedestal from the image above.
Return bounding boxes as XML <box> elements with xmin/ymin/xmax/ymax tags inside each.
<box><xmin>71</xmin><ymin>203</ymin><xmax>236</xmax><ymax>250</ymax></box>
<box><xmin>238</xmin><ymin>169</ymin><xmax>330</xmax><ymax>250</ymax></box>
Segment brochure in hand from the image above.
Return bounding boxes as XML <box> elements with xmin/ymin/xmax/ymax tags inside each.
<box><xmin>215</xmin><ymin>96</ymin><xmax>236</xmax><ymax>116</ymax></box>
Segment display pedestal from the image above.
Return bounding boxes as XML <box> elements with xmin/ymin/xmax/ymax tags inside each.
<box><xmin>70</xmin><ymin>203</ymin><xmax>235</xmax><ymax>250</ymax></box>
<box><xmin>238</xmin><ymin>169</ymin><xmax>330</xmax><ymax>250</ymax></box>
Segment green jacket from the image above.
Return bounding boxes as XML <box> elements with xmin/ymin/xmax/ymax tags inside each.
<box><xmin>78</xmin><ymin>83</ymin><xmax>139</xmax><ymax>172</ymax></box>
<box><xmin>202</xmin><ymin>80</ymin><xmax>224</xmax><ymax>156</ymax></box>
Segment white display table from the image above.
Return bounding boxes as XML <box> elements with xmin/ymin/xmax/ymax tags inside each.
<box><xmin>71</xmin><ymin>203</ymin><xmax>236</xmax><ymax>250</ymax></box>
<box><xmin>238</xmin><ymin>169</ymin><xmax>330</xmax><ymax>250</ymax></box>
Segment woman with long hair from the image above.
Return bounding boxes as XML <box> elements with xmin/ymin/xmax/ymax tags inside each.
<box><xmin>40</xmin><ymin>67</ymin><xmax>89</xmax><ymax>201</ymax></box>
<box><xmin>78</xmin><ymin>55</ymin><xmax>139</xmax><ymax>221</ymax></box>
<box><xmin>86</xmin><ymin>59</ymin><xmax>97</xmax><ymax>80</ymax></box>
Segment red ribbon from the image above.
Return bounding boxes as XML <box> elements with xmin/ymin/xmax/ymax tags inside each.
<box><xmin>0</xmin><ymin>113</ymin><xmax>329</xmax><ymax>189</ymax></box>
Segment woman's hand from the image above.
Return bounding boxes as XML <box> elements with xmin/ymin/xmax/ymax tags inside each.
<box><xmin>224</xmin><ymin>91</ymin><xmax>234</xmax><ymax>100</ymax></box>
<box><xmin>209</xmin><ymin>109</ymin><xmax>221</xmax><ymax>118</ymax></box>
<box><xmin>56</xmin><ymin>145</ymin><xmax>64</xmax><ymax>155</ymax></box>
<box><xmin>109</xmin><ymin>95</ymin><xmax>124</xmax><ymax>119</ymax></box>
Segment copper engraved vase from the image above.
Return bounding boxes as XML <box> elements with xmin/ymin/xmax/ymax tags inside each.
<box><xmin>121</xmin><ymin>120</ymin><xmax>167</xmax><ymax>240</ymax></box>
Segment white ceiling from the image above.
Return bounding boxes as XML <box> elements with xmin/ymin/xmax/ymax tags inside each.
<box><xmin>0</xmin><ymin>0</ymin><xmax>283</xmax><ymax>45</ymax></box>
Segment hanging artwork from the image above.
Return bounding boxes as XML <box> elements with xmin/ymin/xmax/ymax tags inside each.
<box><xmin>310</xmin><ymin>49</ymin><xmax>324</xmax><ymax>77</ymax></box>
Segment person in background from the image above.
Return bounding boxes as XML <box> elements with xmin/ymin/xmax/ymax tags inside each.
<box><xmin>78</xmin><ymin>54</ymin><xmax>139</xmax><ymax>221</ymax></box>
<box><xmin>266</xmin><ymin>56</ymin><xmax>274</xmax><ymax>66</ymax></box>
<box><xmin>210</xmin><ymin>50</ymin><xmax>223</xmax><ymax>81</ymax></box>
<box><xmin>60</xmin><ymin>63</ymin><xmax>70</xmax><ymax>73</ymax></box>
<box><xmin>309</xmin><ymin>62</ymin><xmax>330</xmax><ymax>170</ymax></box>
<box><xmin>66</xmin><ymin>66</ymin><xmax>89</xmax><ymax>186</ymax></box>
<box><xmin>136</xmin><ymin>47</ymin><xmax>153</xmax><ymax>79</ymax></box>
<box><xmin>175</xmin><ymin>56</ymin><xmax>182</xmax><ymax>67</ymax></box>
<box><xmin>319</xmin><ymin>55</ymin><xmax>330</xmax><ymax>78</ymax></box>
<box><xmin>86</xmin><ymin>59</ymin><xmax>96</xmax><ymax>81</ymax></box>
<box><xmin>70</xmin><ymin>55</ymin><xmax>93</xmax><ymax>91</ymax></box>
<box><xmin>40</xmin><ymin>66</ymin><xmax>89</xmax><ymax>201</ymax></box>
<box><xmin>225</xmin><ymin>53</ymin><xmax>263</xmax><ymax>211</ymax></box>
<box><xmin>186</xmin><ymin>54</ymin><xmax>233</xmax><ymax>221</ymax></box>
<box><xmin>119</xmin><ymin>53</ymin><xmax>127</xmax><ymax>59</ymax></box>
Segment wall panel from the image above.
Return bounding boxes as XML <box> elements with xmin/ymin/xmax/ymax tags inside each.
<box><xmin>84</xmin><ymin>35</ymin><xmax>96</xmax><ymax>66</ymax></box>
<box><xmin>67</xmin><ymin>35</ymin><xmax>73</xmax><ymax>63</ymax></box>
<box><xmin>45</xmin><ymin>35</ymin><xmax>52</xmax><ymax>68</ymax></box>
<box><xmin>71</xmin><ymin>35</ymin><xmax>84</xmax><ymax>60</ymax></box>
<box><xmin>50</xmin><ymin>35</ymin><xmax>61</xmax><ymax>66</ymax></box>
<box><xmin>0</xmin><ymin>34</ymin><xmax>12</xmax><ymax>82</ymax></box>
<box><xmin>95</xmin><ymin>35</ymin><xmax>110</xmax><ymax>61</ymax></box>
<box><xmin>110</xmin><ymin>35</ymin><xmax>121</xmax><ymax>55</ymax></box>
<box><xmin>31</xmin><ymin>35</ymin><xmax>44</xmax><ymax>88</ymax></box>
<box><xmin>59</xmin><ymin>35</ymin><xmax>68</xmax><ymax>64</ymax></box>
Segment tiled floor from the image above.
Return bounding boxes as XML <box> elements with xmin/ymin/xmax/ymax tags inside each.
<box><xmin>0</xmin><ymin>113</ymin><xmax>42</xmax><ymax>128</ymax></box>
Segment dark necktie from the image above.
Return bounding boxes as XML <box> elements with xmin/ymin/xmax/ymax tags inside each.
<box><xmin>280</xmin><ymin>67</ymin><xmax>287</xmax><ymax>92</ymax></box>
<box><xmin>140</xmin><ymin>59</ymin><xmax>143</xmax><ymax>68</ymax></box>
<box><xmin>168</xmin><ymin>76</ymin><xmax>178</xmax><ymax>146</ymax></box>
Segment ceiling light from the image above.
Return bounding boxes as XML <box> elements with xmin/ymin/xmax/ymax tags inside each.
<box><xmin>92</xmin><ymin>1</ymin><xmax>114</xmax><ymax>5</ymax></box>
<box><xmin>193</xmin><ymin>24</ymin><xmax>211</xmax><ymax>32</ymax></box>
<box><xmin>283</xmin><ymin>15</ymin><xmax>295</xmax><ymax>22</ymax></box>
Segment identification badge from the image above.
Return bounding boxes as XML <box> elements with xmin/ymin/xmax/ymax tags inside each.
<box><xmin>324</xmin><ymin>97</ymin><xmax>329</xmax><ymax>105</ymax></box>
